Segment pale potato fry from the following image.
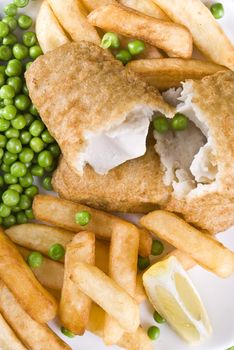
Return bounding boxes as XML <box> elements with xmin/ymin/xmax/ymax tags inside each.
<box><xmin>164</xmin><ymin>249</ymin><xmax>196</xmax><ymax>271</ymax></box>
<box><xmin>88</xmin><ymin>303</ymin><xmax>105</xmax><ymax>337</ymax></box>
<box><xmin>0</xmin><ymin>229</ymin><xmax>57</xmax><ymax>323</ymax></box>
<box><xmin>82</xmin><ymin>0</ymin><xmax>116</xmax><ymax>12</ymax></box>
<box><xmin>36</xmin><ymin>1</ymin><xmax>70</xmax><ymax>53</ymax></box>
<box><xmin>141</xmin><ymin>211</ymin><xmax>234</xmax><ymax>278</ymax></box>
<box><xmin>6</xmin><ymin>224</ymin><xmax>74</xmax><ymax>261</ymax></box>
<box><xmin>0</xmin><ymin>282</ymin><xmax>71</xmax><ymax>350</ymax></box>
<box><xmin>152</xmin><ymin>0</ymin><xmax>234</xmax><ymax>70</ymax></box>
<box><xmin>127</xmin><ymin>58</ymin><xmax>228</xmax><ymax>90</ymax></box>
<box><xmin>59</xmin><ymin>232</ymin><xmax>95</xmax><ymax>335</ymax></box>
<box><xmin>18</xmin><ymin>246</ymin><xmax>64</xmax><ymax>291</ymax></box>
<box><xmin>71</xmin><ymin>262</ymin><xmax>140</xmax><ymax>332</ymax></box>
<box><xmin>33</xmin><ymin>195</ymin><xmax>152</xmax><ymax>257</ymax></box>
<box><xmin>135</xmin><ymin>272</ymin><xmax>146</xmax><ymax>304</ymax></box>
<box><xmin>88</xmin><ymin>3</ymin><xmax>193</xmax><ymax>58</ymax></box>
<box><xmin>104</xmin><ymin>224</ymin><xmax>139</xmax><ymax>344</ymax></box>
<box><xmin>48</xmin><ymin>0</ymin><xmax>100</xmax><ymax>44</ymax></box>
<box><xmin>120</xmin><ymin>0</ymin><xmax>169</xmax><ymax>20</ymax></box>
<box><xmin>0</xmin><ymin>313</ymin><xmax>27</xmax><ymax>350</ymax></box>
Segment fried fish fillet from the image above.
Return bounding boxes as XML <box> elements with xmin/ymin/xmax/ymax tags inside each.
<box><xmin>52</xmin><ymin>140</ymin><xmax>170</xmax><ymax>213</ymax></box>
<box><xmin>26</xmin><ymin>41</ymin><xmax>173</xmax><ymax>176</ymax></box>
<box><xmin>156</xmin><ymin>71</ymin><xmax>234</xmax><ymax>233</ymax></box>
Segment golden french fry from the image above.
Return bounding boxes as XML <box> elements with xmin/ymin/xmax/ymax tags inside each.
<box><xmin>18</xmin><ymin>246</ymin><xmax>64</xmax><ymax>291</ymax></box>
<box><xmin>88</xmin><ymin>3</ymin><xmax>193</xmax><ymax>58</ymax></box>
<box><xmin>6</xmin><ymin>224</ymin><xmax>74</xmax><ymax>261</ymax></box>
<box><xmin>59</xmin><ymin>232</ymin><xmax>95</xmax><ymax>335</ymax></box>
<box><xmin>87</xmin><ymin>303</ymin><xmax>105</xmax><ymax>337</ymax></box>
<box><xmin>0</xmin><ymin>282</ymin><xmax>71</xmax><ymax>350</ymax></box>
<box><xmin>33</xmin><ymin>195</ymin><xmax>152</xmax><ymax>257</ymax></box>
<box><xmin>135</xmin><ymin>272</ymin><xmax>146</xmax><ymax>304</ymax></box>
<box><xmin>152</xmin><ymin>0</ymin><xmax>234</xmax><ymax>70</ymax></box>
<box><xmin>0</xmin><ymin>229</ymin><xmax>57</xmax><ymax>323</ymax></box>
<box><xmin>71</xmin><ymin>263</ymin><xmax>140</xmax><ymax>333</ymax></box>
<box><xmin>95</xmin><ymin>239</ymin><xmax>109</xmax><ymax>274</ymax></box>
<box><xmin>120</xmin><ymin>0</ymin><xmax>169</xmax><ymax>20</ymax></box>
<box><xmin>36</xmin><ymin>1</ymin><xmax>70</xmax><ymax>53</ymax></box>
<box><xmin>82</xmin><ymin>0</ymin><xmax>116</xmax><ymax>12</ymax></box>
<box><xmin>165</xmin><ymin>249</ymin><xmax>196</xmax><ymax>271</ymax></box>
<box><xmin>48</xmin><ymin>0</ymin><xmax>100</xmax><ymax>44</ymax></box>
<box><xmin>104</xmin><ymin>224</ymin><xmax>139</xmax><ymax>344</ymax></box>
<box><xmin>141</xmin><ymin>210</ymin><xmax>234</xmax><ymax>278</ymax></box>
<box><xmin>127</xmin><ymin>58</ymin><xmax>228</xmax><ymax>90</ymax></box>
<box><xmin>0</xmin><ymin>313</ymin><xmax>27</xmax><ymax>350</ymax></box>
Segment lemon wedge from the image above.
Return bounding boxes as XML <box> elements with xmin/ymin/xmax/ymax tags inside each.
<box><xmin>143</xmin><ymin>256</ymin><xmax>212</xmax><ymax>344</ymax></box>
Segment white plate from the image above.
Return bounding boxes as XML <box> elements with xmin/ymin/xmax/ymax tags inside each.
<box><xmin>0</xmin><ymin>1</ymin><xmax>233</xmax><ymax>349</ymax></box>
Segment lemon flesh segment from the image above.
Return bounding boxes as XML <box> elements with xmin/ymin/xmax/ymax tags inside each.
<box><xmin>143</xmin><ymin>256</ymin><xmax>212</xmax><ymax>344</ymax></box>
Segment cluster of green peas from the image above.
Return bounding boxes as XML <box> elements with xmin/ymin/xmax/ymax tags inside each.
<box><xmin>0</xmin><ymin>0</ymin><xmax>60</xmax><ymax>227</ymax></box>
<box><xmin>101</xmin><ymin>32</ymin><xmax>145</xmax><ymax>65</ymax></box>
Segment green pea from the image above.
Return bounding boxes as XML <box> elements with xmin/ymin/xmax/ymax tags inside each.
<box><xmin>41</xmin><ymin>130</ymin><xmax>54</xmax><ymax>144</ymax></box>
<box><xmin>11</xmin><ymin>161</ymin><xmax>27</xmax><ymax>177</ymax></box>
<box><xmin>24</xmin><ymin>161</ymin><xmax>31</xmax><ymax>169</ymax></box>
<box><xmin>19</xmin><ymin>172</ymin><xmax>33</xmax><ymax>188</ymax></box>
<box><xmin>6</xmin><ymin>138</ymin><xmax>22</xmax><ymax>154</ymax></box>
<box><xmin>48</xmin><ymin>243</ymin><xmax>65</xmax><ymax>261</ymax></box>
<box><xmin>2</xmin><ymin>105</ymin><xmax>17</xmax><ymax>120</ymax></box>
<box><xmin>5</xmin><ymin>128</ymin><xmax>20</xmax><ymax>139</ymax></box>
<box><xmin>3</xmin><ymin>33</ymin><xmax>17</xmax><ymax>46</ymax></box>
<box><xmin>61</xmin><ymin>327</ymin><xmax>75</xmax><ymax>338</ymax></box>
<box><xmin>16</xmin><ymin>211</ymin><xmax>28</xmax><ymax>224</ymax></box>
<box><xmin>2</xmin><ymin>189</ymin><xmax>20</xmax><ymax>206</ymax></box>
<box><xmin>3</xmin><ymin>214</ymin><xmax>16</xmax><ymax>228</ymax></box>
<box><xmin>7</xmin><ymin>77</ymin><xmax>23</xmax><ymax>94</ymax></box>
<box><xmin>0</xmin><ymin>176</ymin><xmax>4</xmax><ymax>187</ymax></box>
<box><xmin>44</xmin><ymin>160</ymin><xmax>57</xmax><ymax>173</ymax></box>
<box><xmin>11</xmin><ymin>115</ymin><xmax>27</xmax><ymax>129</ymax></box>
<box><xmin>2</xmin><ymin>16</ymin><xmax>17</xmax><ymax>31</ymax></box>
<box><xmin>23</xmin><ymin>31</ymin><xmax>37</xmax><ymax>47</ymax></box>
<box><xmin>128</xmin><ymin>40</ymin><xmax>145</xmax><ymax>55</ymax></box>
<box><xmin>151</xmin><ymin>240</ymin><xmax>164</xmax><ymax>256</ymax></box>
<box><xmin>0</xmin><ymin>21</ymin><xmax>10</xmax><ymax>38</ymax></box>
<box><xmin>116</xmin><ymin>49</ymin><xmax>132</xmax><ymax>65</ymax></box>
<box><xmin>19</xmin><ymin>194</ymin><xmax>31</xmax><ymax>209</ymax></box>
<box><xmin>5</xmin><ymin>59</ymin><xmax>23</xmax><ymax>77</ymax></box>
<box><xmin>11</xmin><ymin>205</ymin><xmax>21</xmax><ymax>213</ymax></box>
<box><xmin>14</xmin><ymin>0</ymin><xmax>29</xmax><ymax>8</ymax></box>
<box><xmin>0</xmin><ymin>149</ymin><xmax>3</xmax><ymax>160</ymax></box>
<box><xmin>3</xmin><ymin>98</ymin><xmax>14</xmax><ymax>106</ymax></box>
<box><xmin>171</xmin><ymin>113</ymin><xmax>188</xmax><ymax>131</ymax></box>
<box><xmin>14</xmin><ymin>95</ymin><xmax>31</xmax><ymax>111</ymax></box>
<box><xmin>0</xmin><ymin>85</ymin><xmax>15</xmax><ymax>99</ymax></box>
<box><xmin>75</xmin><ymin>211</ymin><xmax>91</xmax><ymax>226</ymax></box>
<box><xmin>29</xmin><ymin>45</ymin><xmax>43</xmax><ymax>60</ymax></box>
<box><xmin>20</xmin><ymin>130</ymin><xmax>32</xmax><ymax>144</ymax></box>
<box><xmin>138</xmin><ymin>256</ymin><xmax>150</xmax><ymax>271</ymax></box>
<box><xmin>0</xmin><ymin>72</ymin><xmax>5</xmax><ymax>87</ymax></box>
<box><xmin>31</xmin><ymin>164</ymin><xmax>44</xmax><ymax>177</ymax></box>
<box><xmin>153</xmin><ymin>311</ymin><xmax>166</xmax><ymax>324</ymax></box>
<box><xmin>29</xmin><ymin>120</ymin><xmax>45</xmax><ymax>137</ymax></box>
<box><xmin>0</xmin><ymin>66</ymin><xmax>6</xmax><ymax>75</ymax></box>
<box><xmin>22</xmin><ymin>83</ymin><xmax>29</xmax><ymax>95</ymax></box>
<box><xmin>30</xmin><ymin>137</ymin><xmax>44</xmax><ymax>153</ymax></box>
<box><xmin>25</xmin><ymin>185</ymin><xmax>38</xmax><ymax>198</ymax></box>
<box><xmin>38</xmin><ymin>150</ymin><xmax>53</xmax><ymax>168</ymax></box>
<box><xmin>1</xmin><ymin>163</ymin><xmax>10</xmax><ymax>173</ymax></box>
<box><xmin>101</xmin><ymin>32</ymin><xmax>120</xmax><ymax>49</ymax></box>
<box><xmin>19</xmin><ymin>148</ymin><xmax>34</xmax><ymax>163</ymax></box>
<box><xmin>3</xmin><ymin>172</ymin><xmax>17</xmax><ymax>183</ymax></box>
<box><xmin>147</xmin><ymin>326</ymin><xmax>160</xmax><ymax>341</ymax></box>
<box><xmin>210</xmin><ymin>3</ymin><xmax>224</xmax><ymax>19</ymax></box>
<box><xmin>9</xmin><ymin>184</ymin><xmax>23</xmax><ymax>193</ymax></box>
<box><xmin>0</xmin><ymin>119</ymin><xmax>10</xmax><ymax>131</ymax></box>
<box><xmin>18</xmin><ymin>15</ymin><xmax>33</xmax><ymax>30</ymax></box>
<box><xmin>24</xmin><ymin>113</ymin><xmax>34</xmax><ymax>126</ymax></box>
<box><xmin>25</xmin><ymin>208</ymin><xmax>34</xmax><ymax>219</ymax></box>
<box><xmin>27</xmin><ymin>251</ymin><xmax>43</xmax><ymax>268</ymax></box>
<box><xmin>29</xmin><ymin>104</ymin><xmax>39</xmax><ymax>116</ymax></box>
<box><xmin>0</xmin><ymin>135</ymin><xmax>7</xmax><ymax>148</ymax></box>
<box><xmin>48</xmin><ymin>143</ymin><xmax>60</xmax><ymax>158</ymax></box>
<box><xmin>25</xmin><ymin>61</ymin><xmax>32</xmax><ymax>70</ymax></box>
<box><xmin>13</xmin><ymin>43</ymin><xmax>29</xmax><ymax>60</ymax></box>
<box><xmin>0</xmin><ymin>203</ymin><xmax>11</xmax><ymax>217</ymax></box>
<box><xmin>42</xmin><ymin>176</ymin><xmax>53</xmax><ymax>191</ymax></box>
<box><xmin>0</xmin><ymin>45</ymin><xmax>12</xmax><ymax>61</ymax></box>
<box><xmin>3</xmin><ymin>151</ymin><xmax>18</xmax><ymax>165</ymax></box>
<box><xmin>153</xmin><ymin>116</ymin><xmax>170</xmax><ymax>134</ymax></box>
<box><xmin>4</xmin><ymin>3</ymin><xmax>18</xmax><ymax>16</ymax></box>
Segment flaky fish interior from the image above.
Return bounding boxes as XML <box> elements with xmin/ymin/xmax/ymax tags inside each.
<box><xmin>156</xmin><ymin>83</ymin><xmax>219</xmax><ymax>199</ymax></box>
